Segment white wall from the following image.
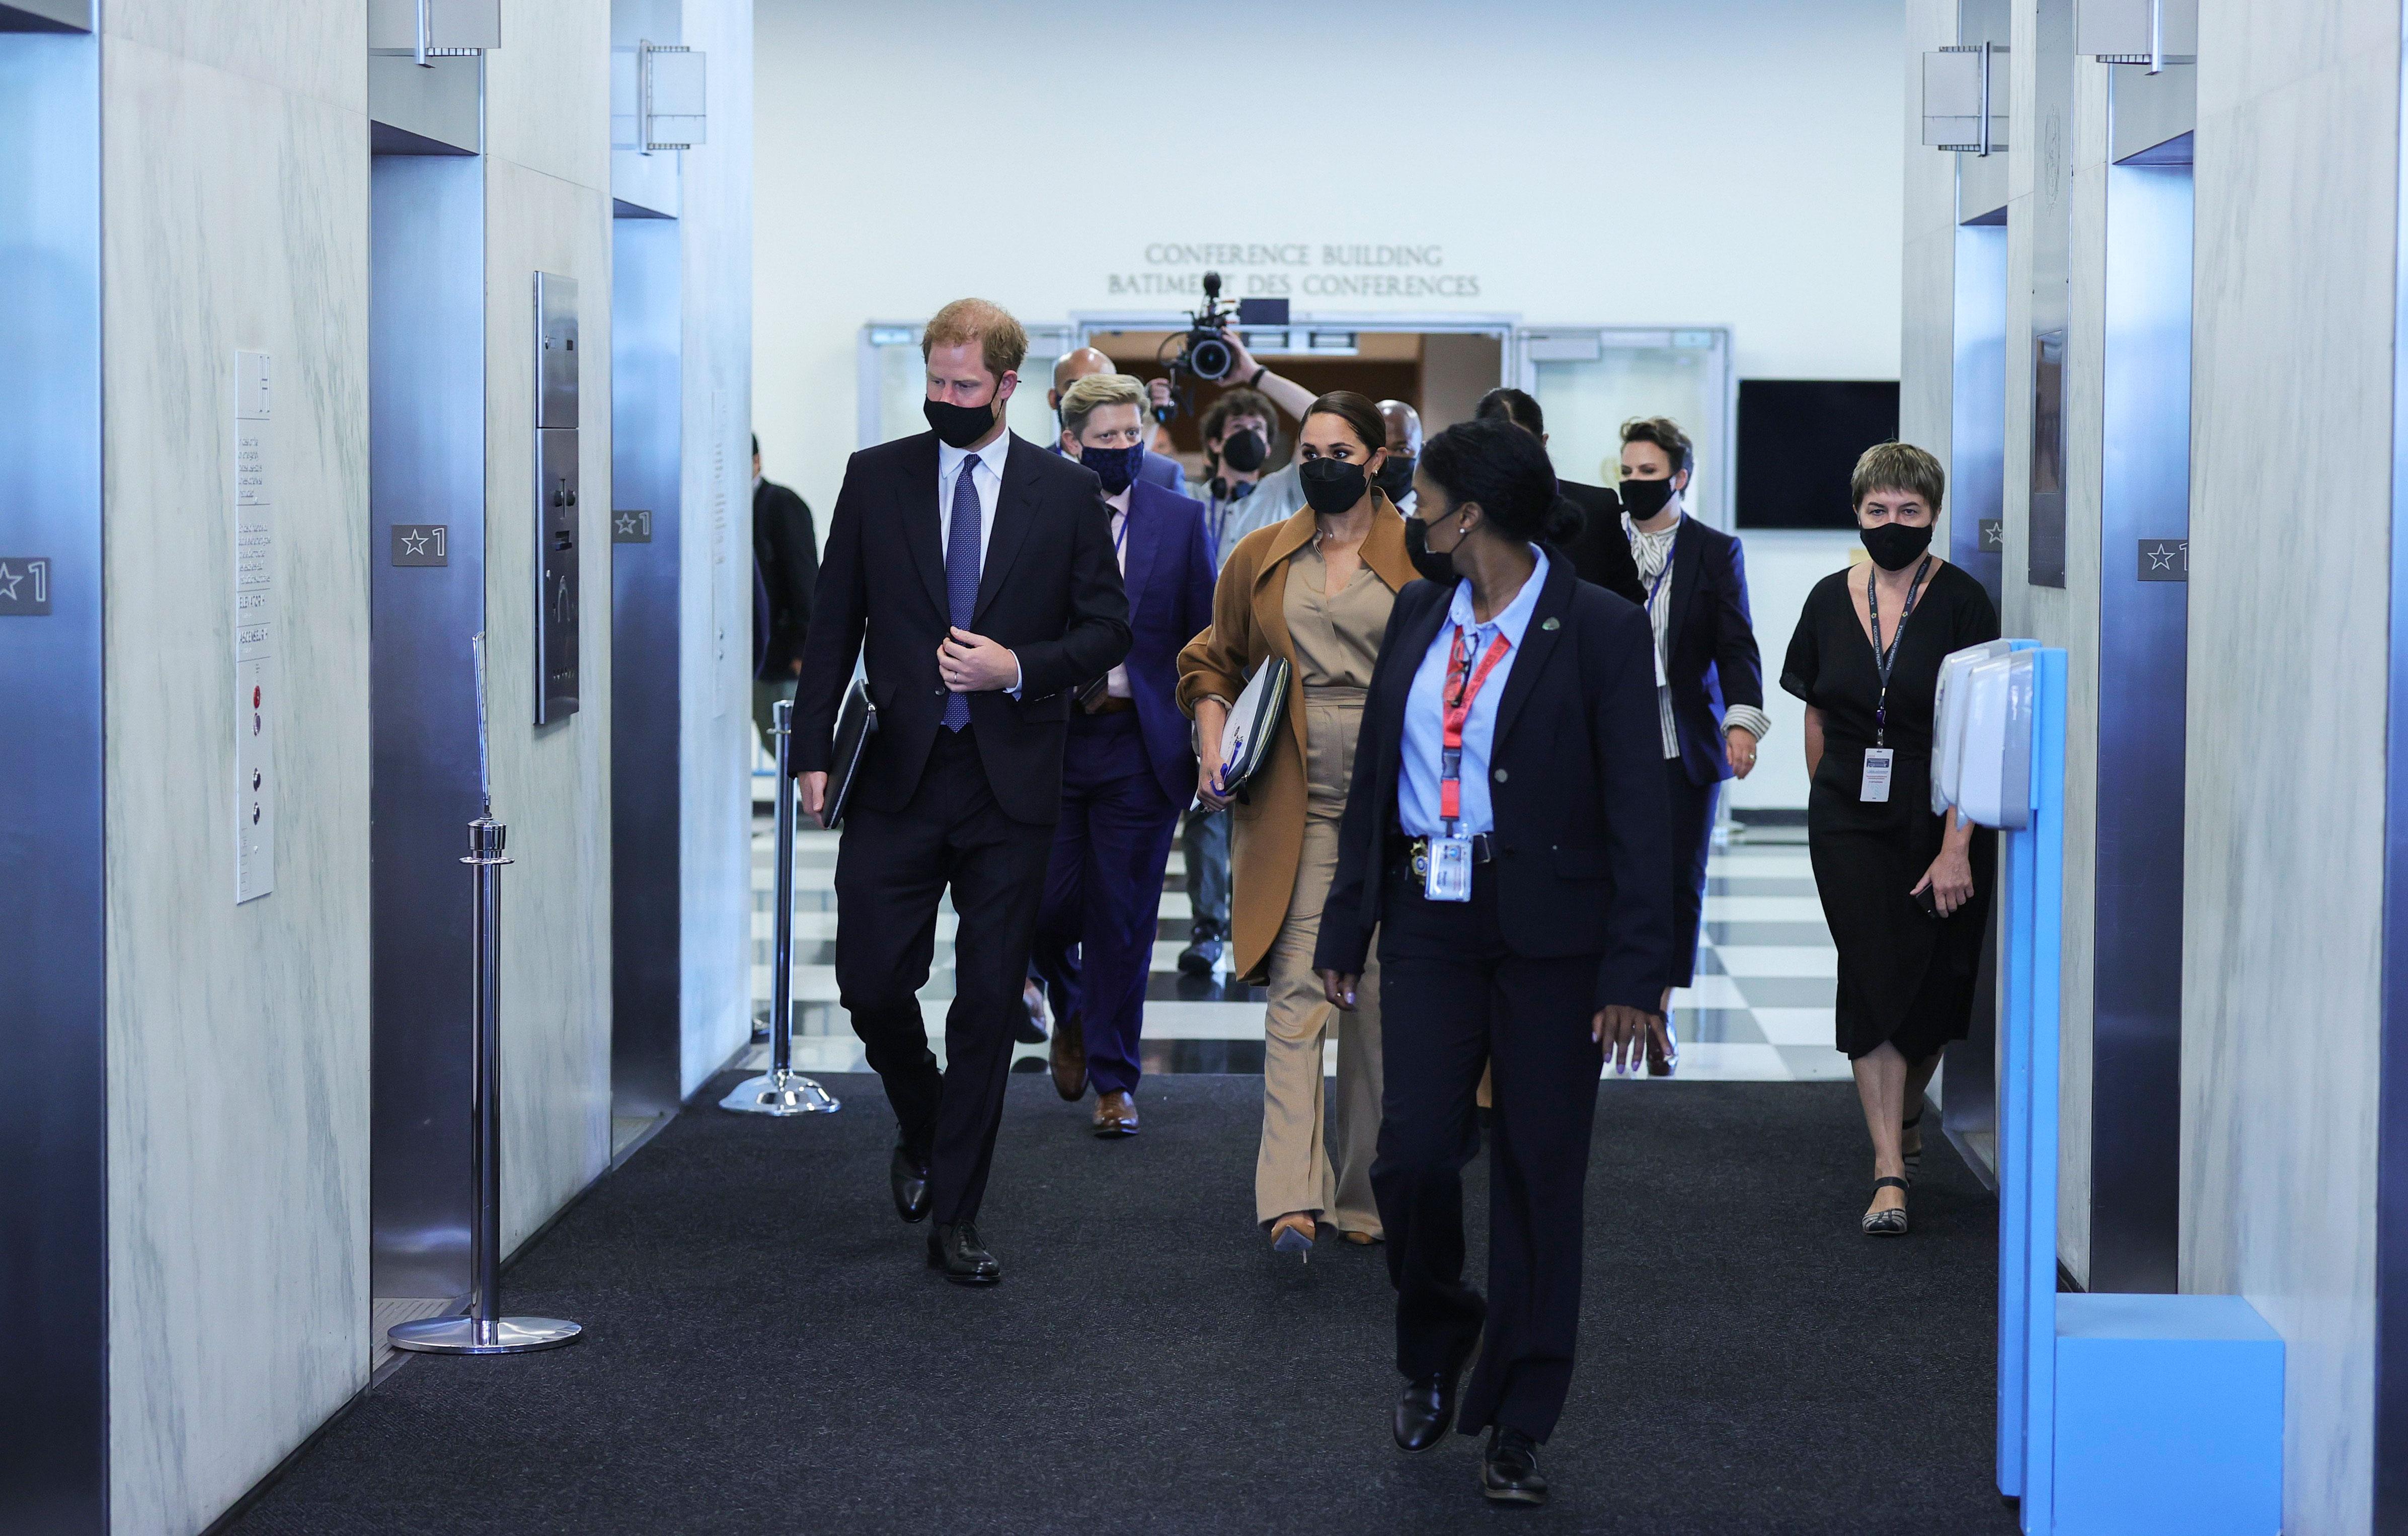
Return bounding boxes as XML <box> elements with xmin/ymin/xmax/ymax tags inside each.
<box><xmin>2182</xmin><ymin>2</ymin><xmax>2395</xmax><ymax>1530</ymax></box>
<box><xmin>100</xmin><ymin>6</ymin><xmax>372</xmax><ymax>1531</ymax></box>
<box><xmin>752</xmin><ymin>0</ymin><xmax>1904</xmax><ymax>811</ymax></box>
<box><xmin>676</xmin><ymin>0</ymin><xmax>759</xmax><ymax>1094</ymax></box>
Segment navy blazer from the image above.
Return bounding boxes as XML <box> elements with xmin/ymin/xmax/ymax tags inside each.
<box><xmin>1312</xmin><ymin>551</ymin><xmax>1673</xmax><ymax>1012</ymax></box>
<box><xmin>1654</xmin><ymin>517</ymin><xmax>1767</xmax><ymax>787</ymax></box>
<box><xmin>1107</xmin><ymin>478</ymin><xmax>1218</xmax><ymax>806</ymax></box>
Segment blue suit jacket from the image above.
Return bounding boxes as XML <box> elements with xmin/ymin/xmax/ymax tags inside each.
<box><xmin>1659</xmin><ymin>517</ymin><xmax>1766</xmax><ymax>786</ymax></box>
<box><xmin>1110</xmin><ymin>478</ymin><xmax>1218</xmax><ymax>805</ymax></box>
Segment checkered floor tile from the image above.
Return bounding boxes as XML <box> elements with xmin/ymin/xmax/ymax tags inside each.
<box><xmin>747</xmin><ymin>807</ymin><xmax>1845</xmax><ymax>1083</ymax></box>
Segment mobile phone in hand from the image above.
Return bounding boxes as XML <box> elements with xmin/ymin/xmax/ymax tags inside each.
<box><xmin>1913</xmin><ymin>883</ymin><xmax>1942</xmax><ymax>918</ymax></box>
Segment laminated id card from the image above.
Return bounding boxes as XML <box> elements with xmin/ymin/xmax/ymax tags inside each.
<box><xmin>1424</xmin><ymin>835</ymin><xmax>1473</xmax><ymax>901</ymax></box>
<box><xmin>1860</xmin><ymin>747</ymin><xmax>1895</xmax><ymax>803</ymax></box>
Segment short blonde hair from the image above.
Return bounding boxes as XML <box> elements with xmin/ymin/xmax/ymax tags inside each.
<box><xmin>1058</xmin><ymin>373</ymin><xmax>1147</xmax><ymax>441</ymax></box>
<box><xmin>921</xmin><ymin>298</ymin><xmax>1029</xmax><ymax>381</ymax></box>
<box><xmin>1850</xmin><ymin>440</ymin><xmax>1945</xmax><ymax>513</ymax></box>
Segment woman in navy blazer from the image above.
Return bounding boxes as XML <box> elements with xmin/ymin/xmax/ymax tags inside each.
<box><xmin>1613</xmin><ymin>418</ymin><xmax>1770</xmax><ymax>1059</ymax></box>
<box><xmin>1313</xmin><ymin>418</ymin><xmax>1670</xmax><ymax>1509</ymax></box>
<box><xmin>1028</xmin><ymin>375</ymin><xmax>1217</xmax><ymax>1135</ymax></box>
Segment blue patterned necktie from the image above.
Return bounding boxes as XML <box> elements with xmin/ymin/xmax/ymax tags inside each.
<box><xmin>943</xmin><ymin>454</ymin><xmax>981</xmax><ymax>731</ymax></box>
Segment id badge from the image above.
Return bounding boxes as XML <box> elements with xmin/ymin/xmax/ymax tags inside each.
<box><xmin>1424</xmin><ymin>835</ymin><xmax>1473</xmax><ymax>902</ymax></box>
<box><xmin>1860</xmin><ymin>746</ymin><xmax>1895</xmax><ymax>803</ymax></box>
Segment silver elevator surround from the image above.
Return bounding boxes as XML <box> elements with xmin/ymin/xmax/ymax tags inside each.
<box><xmin>2087</xmin><ymin>119</ymin><xmax>2195</xmax><ymax>1294</ymax></box>
<box><xmin>536</xmin><ymin>272</ymin><xmax>581</xmax><ymax>725</ymax></box>
<box><xmin>2027</xmin><ymin>0</ymin><xmax>2076</xmax><ymax>589</ymax></box>
<box><xmin>369</xmin><ymin>149</ymin><xmax>490</xmax><ymax>1300</ymax></box>
<box><xmin>0</xmin><ymin>19</ymin><xmax>103</xmax><ymax>1531</ymax></box>
<box><xmin>611</xmin><ymin>213</ymin><xmax>683</xmax><ymax>1116</ymax></box>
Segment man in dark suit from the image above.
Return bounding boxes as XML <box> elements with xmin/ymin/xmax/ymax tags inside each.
<box><xmin>1049</xmin><ymin>347</ymin><xmax>1185</xmax><ymax>493</ymax></box>
<box><xmin>1026</xmin><ymin>374</ymin><xmax>1216</xmax><ymax>1135</ymax></box>
<box><xmin>1613</xmin><ymin>417</ymin><xmax>1768</xmax><ymax>1043</ymax></box>
<box><xmin>794</xmin><ymin>299</ymin><xmax>1131</xmax><ymax>1285</ymax></box>
<box><xmin>752</xmin><ymin>435</ymin><xmax>820</xmax><ymax>758</ymax></box>
<box><xmin>1473</xmin><ymin>387</ymin><xmax>1646</xmax><ymax>604</ymax></box>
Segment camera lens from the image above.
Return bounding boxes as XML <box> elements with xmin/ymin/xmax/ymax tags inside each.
<box><xmin>1189</xmin><ymin>335</ymin><xmax>1233</xmax><ymax>381</ymax></box>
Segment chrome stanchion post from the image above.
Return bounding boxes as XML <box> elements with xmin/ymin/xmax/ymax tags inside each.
<box><xmin>722</xmin><ymin>699</ymin><xmax>839</xmax><ymax>1115</ymax></box>
<box><xmin>388</xmin><ymin>817</ymin><xmax>583</xmax><ymax>1355</ymax></box>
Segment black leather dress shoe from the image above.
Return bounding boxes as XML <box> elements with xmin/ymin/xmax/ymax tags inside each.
<box><xmin>889</xmin><ymin>1142</ymin><xmax>930</xmax><ymax>1224</ymax></box>
<box><xmin>1176</xmin><ymin>920</ymin><xmax>1223</xmax><ymax>977</ymax></box>
<box><xmin>925</xmin><ymin>1222</ymin><xmax>1001</xmax><ymax>1285</ymax></box>
<box><xmin>1393</xmin><ymin>1341</ymin><xmax>1475</xmax><ymax>1452</ymax></box>
<box><xmin>1481</xmin><ymin>1427</ymin><xmax>1547</xmax><ymax>1506</ymax></box>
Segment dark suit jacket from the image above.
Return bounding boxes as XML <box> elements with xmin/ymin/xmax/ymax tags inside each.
<box><xmin>1555</xmin><ymin>480</ymin><xmax>1646</xmax><ymax>605</ymax></box>
<box><xmin>793</xmin><ymin>431</ymin><xmax>1133</xmax><ymax>825</ymax></box>
<box><xmin>1104</xmin><ymin>478</ymin><xmax>1217</xmax><ymax>806</ymax></box>
<box><xmin>753</xmin><ymin>477</ymin><xmax>820</xmax><ymax>677</ymax></box>
<box><xmin>1656</xmin><ymin>516</ymin><xmax>1766</xmax><ymax>786</ymax></box>
<box><xmin>1311</xmin><ymin>551</ymin><xmax>1673</xmax><ymax>1012</ymax></box>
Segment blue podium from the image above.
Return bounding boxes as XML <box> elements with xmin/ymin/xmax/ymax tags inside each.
<box><xmin>1942</xmin><ymin>643</ymin><xmax>2283</xmax><ymax>1535</ymax></box>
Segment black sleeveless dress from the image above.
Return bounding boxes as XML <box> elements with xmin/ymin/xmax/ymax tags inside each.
<box><xmin>1779</xmin><ymin>560</ymin><xmax>1999</xmax><ymax>1059</ymax></box>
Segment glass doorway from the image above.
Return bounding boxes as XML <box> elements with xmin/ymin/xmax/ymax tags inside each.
<box><xmin>1515</xmin><ymin>327</ymin><xmax>1735</xmax><ymax>531</ymax></box>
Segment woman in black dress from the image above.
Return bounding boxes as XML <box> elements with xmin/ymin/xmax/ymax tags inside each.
<box><xmin>1780</xmin><ymin>442</ymin><xmax>1998</xmax><ymax>1235</ymax></box>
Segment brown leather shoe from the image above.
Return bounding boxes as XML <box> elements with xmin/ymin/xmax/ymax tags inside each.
<box><xmin>1092</xmin><ymin>1089</ymin><xmax>1138</xmax><ymax>1137</ymax></box>
<box><xmin>1050</xmin><ymin>1012</ymin><xmax>1088</xmax><ymax>1101</ymax></box>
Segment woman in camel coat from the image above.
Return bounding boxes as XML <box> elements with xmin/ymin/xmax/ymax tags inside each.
<box><xmin>1179</xmin><ymin>391</ymin><xmax>1420</xmax><ymax>1258</ymax></box>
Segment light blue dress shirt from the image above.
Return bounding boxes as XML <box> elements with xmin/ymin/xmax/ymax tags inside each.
<box><xmin>1397</xmin><ymin>548</ymin><xmax>1549</xmax><ymax>837</ymax></box>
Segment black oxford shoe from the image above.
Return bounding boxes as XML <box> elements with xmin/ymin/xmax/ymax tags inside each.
<box><xmin>1481</xmin><ymin>1427</ymin><xmax>1547</xmax><ymax>1506</ymax></box>
<box><xmin>889</xmin><ymin>1142</ymin><xmax>930</xmax><ymax>1224</ymax></box>
<box><xmin>926</xmin><ymin>1222</ymin><xmax>1001</xmax><ymax>1286</ymax></box>
<box><xmin>1393</xmin><ymin>1344</ymin><xmax>1474</xmax><ymax>1452</ymax></box>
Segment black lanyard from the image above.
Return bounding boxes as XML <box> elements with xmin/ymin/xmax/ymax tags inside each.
<box><xmin>1866</xmin><ymin>555</ymin><xmax>1932</xmax><ymax>747</ymax></box>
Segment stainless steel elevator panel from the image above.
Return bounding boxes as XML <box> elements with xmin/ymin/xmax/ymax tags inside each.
<box><xmin>1945</xmin><ymin>218</ymin><xmax>2010</xmax><ymax>1177</ymax></box>
<box><xmin>370</xmin><ymin>153</ymin><xmax>489</xmax><ymax>1299</ymax></box>
<box><xmin>610</xmin><ymin>214</ymin><xmax>683</xmax><ymax>1116</ymax></box>
<box><xmin>2090</xmin><ymin>157</ymin><xmax>2192</xmax><ymax>1292</ymax></box>
<box><xmin>0</xmin><ymin>27</ymin><xmax>102</xmax><ymax>1532</ymax></box>
<box><xmin>536</xmin><ymin>273</ymin><xmax>580</xmax><ymax>724</ymax></box>
<box><xmin>2027</xmin><ymin>0</ymin><xmax>2076</xmax><ymax>589</ymax></box>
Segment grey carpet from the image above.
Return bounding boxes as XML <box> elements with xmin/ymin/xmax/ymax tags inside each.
<box><xmin>228</xmin><ymin>1072</ymin><xmax>2015</xmax><ymax>1534</ymax></box>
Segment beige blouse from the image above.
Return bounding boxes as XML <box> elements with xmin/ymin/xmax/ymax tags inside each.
<box><xmin>1281</xmin><ymin>539</ymin><xmax>1393</xmax><ymax>689</ymax></box>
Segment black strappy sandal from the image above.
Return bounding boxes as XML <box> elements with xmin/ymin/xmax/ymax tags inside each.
<box><xmin>1900</xmin><ymin>1112</ymin><xmax>1923</xmax><ymax>1186</ymax></box>
<box><xmin>1861</xmin><ymin>1177</ymin><xmax>1910</xmax><ymax>1236</ymax></box>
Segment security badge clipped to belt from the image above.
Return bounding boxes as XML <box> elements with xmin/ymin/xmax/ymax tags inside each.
<box><xmin>1425</xmin><ymin>624</ymin><xmax>1512</xmax><ymax>901</ymax></box>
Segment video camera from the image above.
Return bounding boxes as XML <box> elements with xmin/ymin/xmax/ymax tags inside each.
<box><xmin>1155</xmin><ymin>271</ymin><xmax>1289</xmax><ymax>424</ymax></box>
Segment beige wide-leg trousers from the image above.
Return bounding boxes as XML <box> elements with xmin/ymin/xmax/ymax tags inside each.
<box><xmin>1254</xmin><ymin>688</ymin><xmax>1383</xmax><ymax>1235</ymax></box>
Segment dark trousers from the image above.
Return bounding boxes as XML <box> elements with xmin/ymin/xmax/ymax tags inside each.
<box><xmin>1030</xmin><ymin>712</ymin><xmax>1181</xmax><ymax>1096</ymax></box>
<box><xmin>1374</xmin><ymin>860</ymin><xmax>1603</xmax><ymax>1442</ymax></box>
<box><xmin>1182</xmin><ymin>805</ymin><xmax>1229</xmax><ymax>932</ymax></box>
<box><xmin>1664</xmin><ymin>756</ymin><xmax>1719</xmax><ymax>990</ymax></box>
<box><xmin>834</xmin><ymin>727</ymin><xmax>1053</xmax><ymax>1226</ymax></box>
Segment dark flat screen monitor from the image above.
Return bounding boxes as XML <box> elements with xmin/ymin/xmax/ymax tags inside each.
<box><xmin>1736</xmin><ymin>379</ymin><xmax>1901</xmax><ymax>529</ymax></box>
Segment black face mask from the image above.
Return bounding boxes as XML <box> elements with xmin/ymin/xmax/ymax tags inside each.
<box><xmin>1860</xmin><ymin>520</ymin><xmax>1934</xmax><ymax>571</ymax></box>
<box><xmin>1298</xmin><ymin>455</ymin><xmax>1368</xmax><ymax>517</ymax></box>
<box><xmin>1374</xmin><ymin>454</ymin><xmax>1418</xmax><ymax>502</ymax></box>
<box><xmin>1619</xmin><ymin>475</ymin><xmax>1677</xmax><ymax>521</ymax></box>
<box><xmin>1404</xmin><ymin>508</ymin><xmax>1466</xmax><ymax>583</ymax></box>
<box><xmin>924</xmin><ymin>393</ymin><xmax>1001</xmax><ymax>450</ymax></box>
<box><xmin>1078</xmin><ymin>442</ymin><xmax>1144</xmax><ymax>495</ymax></box>
<box><xmin>1219</xmin><ymin>428</ymin><xmax>1268</xmax><ymax>472</ymax></box>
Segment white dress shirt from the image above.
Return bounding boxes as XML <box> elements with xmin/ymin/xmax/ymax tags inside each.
<box><xmin>936</xmin><ymin>428</ymin><xmax>1022</xmax><ymax>695</ymax></box>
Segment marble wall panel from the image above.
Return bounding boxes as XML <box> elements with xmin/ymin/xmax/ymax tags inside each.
<box><xmin>102</xmin><ymin>0</ymin><xmax>362</xmax><ymax>111</ymax></box>
<box><xmin>484</xmin><ymin>149</ymin><xmax>616</xmax><ymax>1252</ymax></box>
<box><xmin>98</xmin><ymin>34</ymin><xmax>372</xmax><ymax>1536</ymax></box>
<box><xmin>484</xmin><ymin>0</ymin><xmax>613</xmax><ymax>201</ymax></box>
<box><xmin>2183</xmin><ymin>4</ymin><xmax>2396</xmax><ymax>1529</ymax></box>
<box><xmin>676</xmin><ymin>0</ymin><xmax>757</xmax><ymax>1094</ymax></box>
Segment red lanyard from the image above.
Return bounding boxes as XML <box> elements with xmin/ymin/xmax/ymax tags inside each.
<box><xmin>1439</xmin><ymin>625</ymin><xmax>1513</xmax><ymax>825</ymax></box>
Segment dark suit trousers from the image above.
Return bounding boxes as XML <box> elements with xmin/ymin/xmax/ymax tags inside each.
<box><xmin>1374</xmin><ymin>861</ymin><xmax>1604</xmax><ymax>1443</ymax></box>
<box><xmin>1031</xmin><ymin>712</ymin><xmax>1181</xmax><ymax>1096</ymax></box>
<box><xmin>834</xmin><ymin>727</ymin><xmax>1053</xmax><ymax>1226</ymax></box>
<box><xmin>1664</xmin><ymin>756</ymin><xmax>1719</xmax><ymax>990</ymax></box>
